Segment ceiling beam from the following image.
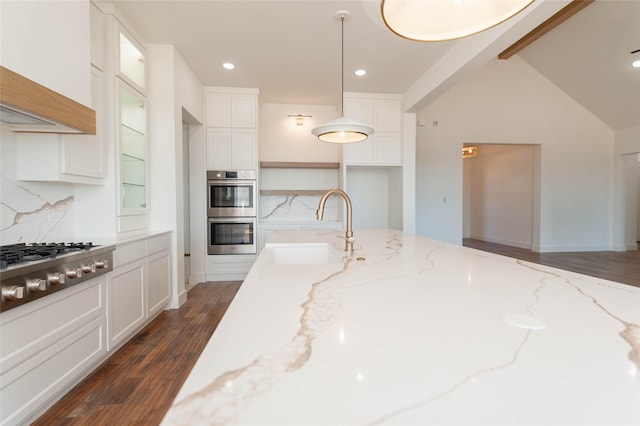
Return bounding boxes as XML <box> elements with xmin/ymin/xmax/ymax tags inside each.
<box><xmin>498</xmin><ymin>0</ymin><xmax>594</xmax><ymax>60</ymax></box>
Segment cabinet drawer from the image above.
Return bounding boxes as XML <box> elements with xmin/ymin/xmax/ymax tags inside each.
<box><xmin>1</xmin><ymin>317</ymin><xmax>105</xmax><ymax>426</ymax></box>
<box><xmin>0</xmin><ymin>278</ymin><xmax>105</xmax><ymax>376</ymax></box>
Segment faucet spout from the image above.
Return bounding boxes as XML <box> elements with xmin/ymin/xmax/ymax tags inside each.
<box><xmin>317</xmin><ymin>189</ymin><xmax>354</xmax><ymax>252</ymax></box>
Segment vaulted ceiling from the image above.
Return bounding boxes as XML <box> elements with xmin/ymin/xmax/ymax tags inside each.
<box><xmin>110</xmin><ymin>0</ymin><xmax>640</xmax><ymax>131</ymax></box>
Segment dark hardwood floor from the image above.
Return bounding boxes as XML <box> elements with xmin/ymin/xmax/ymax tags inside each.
<box><xmin>32</xmin><ymin>242</ymin><xmax>639</xmax><ymax>425</ymax></box>
<box><xmin>32</xmin><ymin>281</ymin><xmax>242</xmax><ymax>426</ymax></box>
<box><xmin>463</xmin><ymin>238</ymin><xmax>640</xmax><ymax>288</ymax></box>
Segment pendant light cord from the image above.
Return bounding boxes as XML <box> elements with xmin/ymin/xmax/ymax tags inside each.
<box><xmin>340</xmin><ymin>15</ymin><xmax>345</xmax><ymax>117</ymax></box>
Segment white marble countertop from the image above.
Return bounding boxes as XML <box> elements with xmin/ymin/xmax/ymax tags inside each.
<box><xmin>163</xmin><ymin>229</ymin><xmax>640</xmax><ymax>425</ymax></box>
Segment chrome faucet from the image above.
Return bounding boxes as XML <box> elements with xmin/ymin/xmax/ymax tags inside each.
<box><xmin>317</xmin><ymin>189</ymin><xmax>354</xmax><ymax>252</ymax></box>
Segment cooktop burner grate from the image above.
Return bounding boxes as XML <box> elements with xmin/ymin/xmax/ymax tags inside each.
<box><xmin>0</xmin><ymin>242</ymin><xmax>96</xmax><ymax>268</ymax></box>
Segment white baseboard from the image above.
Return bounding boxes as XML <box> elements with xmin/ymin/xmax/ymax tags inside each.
<box><xmin>188</xmin><ymin>273</ymin><xmax>206</xmax><ymax>286</ymax></box>
<box><xmin>468</xmin><ymin>233</ymin><xmax>532</xmax><ymax>250</ymax></box>
<box><xmin>206</xmin><ymin>272</ymin><xmax>247</xmax><ymax>281</ymax></box>
<box><xmin>534</xmin><ymin>244</ymin><xmax>613</xmax><ymax>253</ymax></box>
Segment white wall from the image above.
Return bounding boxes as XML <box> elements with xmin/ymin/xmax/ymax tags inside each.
<box><xmin>259</xmin><ymin>104</ymin><xmax>341</xmax><ymax>162</ymax></box>
<box><xmin>148</xmin><ymin>44</ymin><xmax>203</xmax><ymax>308</ymax></box>
<box><xmin>465</xmin><ymin>145</ymin><xmax>535</xmax><ymax>249</ymax></box>
<box><xmin>258</xmin><ymin>103</ymin><xmax>342</xmax><ymax>225</ymax></box>
<box><xmin>416</xmin><ymin>56</ymin><xmax>615</xmax><ymax>251</ymax></box>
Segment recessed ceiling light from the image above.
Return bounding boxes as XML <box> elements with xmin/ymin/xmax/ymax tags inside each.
<box><xmin>354</xmin><ymin>69</ymin><xmax>367</xmax><ymax>77</ymax></box>
<box><xmin>222</xmin><ymin>62</ymin><xmax>235</xmax><ymax>70</ymax></box>
<box><xmin>631</xmin><ymin>49</ymin><xmax>640</xmax><ymax>68</ymax></box>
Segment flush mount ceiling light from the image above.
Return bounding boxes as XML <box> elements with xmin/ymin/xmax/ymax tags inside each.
<box><xmin>222</xmin><ymin>62</ymin><xmax>235</xmax><ymax>70</ymax></box>
<box><xmin>462</xmin><ymin>145</ymin><xmax>478</xmax><ymax>158</ymax></box>
<box><xmin>311</xmin><ymin>11</ymin><xmax>374</xmax><ymax>144</ymax></box>
<box><xmin>381</xmin><ymin>0</ymin><xmax>535</xmax><ymax>42</ymax></box>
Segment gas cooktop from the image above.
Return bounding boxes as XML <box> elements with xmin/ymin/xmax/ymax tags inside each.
<box><xmin>0</xmin><ymin>242</ymin><xmax>98</xmax><ymax>269</ymax></box>
<box><xmin>0</xmin><ymin>242</ymin><xmax>115</xmax><ymax>313</ymax></box>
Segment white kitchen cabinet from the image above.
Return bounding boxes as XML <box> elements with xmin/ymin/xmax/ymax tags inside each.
<box><xmin>118</xmin><ymin>81</ymin><xmax>148</xmax><ymax>214</ymax></box>
<box><xmin>204</xmin><ymin>88</ymin><xmax>259</xmax><ymax>171</ymax></box>
<box><xmin>107</xmin><ymin>233</ymin><xmax>171</xmax><ymax>351</ymax></box>
<box><xmin>90</xmin><ymin>2</ymin><xmax>104</xmax><ymax>71</ymax></box>
<box><xmin>205</xmin><ymin>92</ymin><xmax>257</xmax><ymax>128</ymax></box>
<box><xmin>146</xmin><ymin>234</ymin><xmax>171</xmax><ymax>318</ymax></box>
<box><xmin>116</xmin><ymin>25</ymin><xmax>146</xmax><ymax>94</ymax></box>
<box><xmin>15</xmin><ymin>66</ymin><xmax>106</xmax><ymax>184</ymax></box>
<box><xmin>0</xmin><ymin>277</ymin><xmax>106</xmax><ymax>426</ymax></box>
<box><xmin>107</xmin><ymin>240</ymin><xmax>146</xmax><ymax>351</ymax></box>
<box><xmin>206</xmin><ymin>128</ymin><xmax>257</xmax><ymax>171</ymax></box>
<box><xmin>344</xmin><ymin>95</ymin><xmax>403</xmax><ymax>166</ymax></box>
<box><xmin>206</xmin><ymin>254</ymin><xmax>257</xmax><ymax>281</ymax></box>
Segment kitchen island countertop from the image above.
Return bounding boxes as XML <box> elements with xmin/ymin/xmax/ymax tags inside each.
<box><xmin>163</xmin><ymin>229</ymin><xmax>640</xmax><ymax>425</ymax></box>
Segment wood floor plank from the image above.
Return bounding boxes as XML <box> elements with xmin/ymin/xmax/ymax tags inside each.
<box><xmin>32</xmin><ymin>243</ymin><xmax>639</xmax><ymax>424</ymax></box>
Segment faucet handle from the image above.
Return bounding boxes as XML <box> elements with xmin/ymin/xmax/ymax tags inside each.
<box><xmin>336</xmin><ymin>235</ymin><xmax>355</xmax><ymax>243</ymax></box>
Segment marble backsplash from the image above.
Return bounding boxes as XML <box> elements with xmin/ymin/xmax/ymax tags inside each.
<box><xmin>260</xmin><ymin>194</ymin><xmax>339</xmax><ymax>223</ymax></box>
<box><xmin>1</xmin><ymin>129</ymin><xmax>75</xmax><ymax>244</ymax></box>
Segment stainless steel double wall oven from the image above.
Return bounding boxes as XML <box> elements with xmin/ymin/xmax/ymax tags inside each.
<box><xmin>206</xmin><ymin>170</ymin><xmax>257</xmax><ymax>255</ymax></box>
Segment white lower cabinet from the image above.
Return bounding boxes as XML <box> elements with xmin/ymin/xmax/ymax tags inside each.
<box><xmin>206</xmin><ymin>254</ymin><xmax>257</xmax><ymax>281</ymax></box>
<box><xmin>108</xmin><ymin>252</ymin><xmax>146</xmax><ymax>350</ymax></box>
<box><xmin>146</xmin><ymin>235</ymin><xmax>171</xmax><ymax>318</ymax></box>
<box><xmin>107</xmin><ymin>233</ymin><xmax>171</xmax><ymax>351</ymax></box>
<box><xmin>0</xmin><ymin>277</ymin><xmax>106</xmax><ymax>426</ymax></box>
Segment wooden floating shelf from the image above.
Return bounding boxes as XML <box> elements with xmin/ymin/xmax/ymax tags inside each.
<box><xmin>260</xmin><ymin>161</ymin><xmax>340</xmax><ymax>169</ymax></box>
<box><xmin>260</xmin><ymin>189</ymin><xmax>330</xmax><ymax>196</ymax></box>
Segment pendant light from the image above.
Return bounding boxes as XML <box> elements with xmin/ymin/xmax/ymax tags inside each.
<box><xmin>312</xmin><ymin>11</ymin><xmax>374</xmax><ymax>144</ymax></box>
<box><xmin>381</xmin><ymin>0</ymin><xmax>535</xmax><ymax>42</ymax></box>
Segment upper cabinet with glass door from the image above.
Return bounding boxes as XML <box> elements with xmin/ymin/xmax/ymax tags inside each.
<box><xmin>117</xmin><ymin>26</ymin><xmax>145</xmax><ymax>94</ymax></box>
<box><xmin>119</xmin><ymin>81</ymin><xmax>147</xmax><ymax>213</ymax></box>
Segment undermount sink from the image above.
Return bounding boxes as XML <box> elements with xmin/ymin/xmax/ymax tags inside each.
<box><xmin>264</xmin><ymin>243</ymin><xmax>343</xmax><ymax>265</ymax></box>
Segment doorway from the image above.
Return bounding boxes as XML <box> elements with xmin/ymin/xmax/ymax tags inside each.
<box><xmin>463</xmin><ymin>144</ymin><xmax>539</xmax><ymax>250</ymax></box>
<box><xmin>182</xmin><ymin>121</ymin><xmax>191</xmax><ymax>287</ymax></box>
<box><xmin>621</xmin><ymin>152</ymin><xmax>640</xmax><ymax>251</ymax></box>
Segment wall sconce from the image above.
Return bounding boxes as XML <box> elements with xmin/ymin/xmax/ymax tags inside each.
<box><xmin>462</xmin><ymin>145</ymin><xmax>478</xmax><ymax>158</ymax></box>
<box><xmin>288</xmin><ymin>114</ymin><xmax>312</xmax><ymax>126</ymax></box>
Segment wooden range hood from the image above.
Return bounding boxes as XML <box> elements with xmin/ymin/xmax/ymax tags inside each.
<box><xmin>0</xmin><ymin>66</ymin><xmax>96</xmax><ymax>134</ymax></box>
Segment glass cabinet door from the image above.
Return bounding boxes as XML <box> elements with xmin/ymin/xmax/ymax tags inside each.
<box><xmin>118</xmin><ymin>28</ymin><xmax>145</xmax><ymax>92</ymax></box>
<box><xmin>119</xmin><ymin>83</ymin><xmax>146</xmax><ymax>212</ymax></box>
